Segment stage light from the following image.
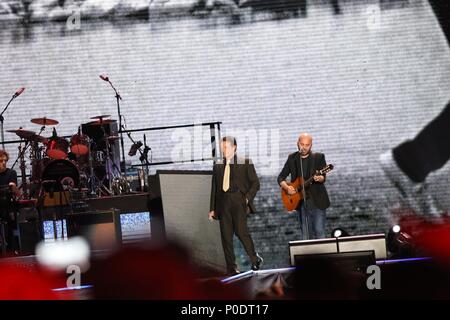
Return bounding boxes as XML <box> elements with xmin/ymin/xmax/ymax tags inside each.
<box><xmin>36</xmin><ymin>237</ymin><xmax>91</xmax><ymax>272</ymax></box>
<box><xmin>332</xmin><ymin>228</ymin><xmax>349</xmax><ymax>238</ymax></box>
<box><xmin>387</xmin><ymin>225</ymin><xmax>416</xmax><ymax>259</ymax></box>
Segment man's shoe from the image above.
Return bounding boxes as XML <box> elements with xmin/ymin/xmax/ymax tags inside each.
<box><xmin>251</xmin><ymin>253</ymin><xmax>263</xmax><ymax>271</ymax></box>
<box><xmin>227</xmin><ymin>268</ymin><xmax>241</xmax><ymax>276</ymax></box>
<box><xmin>379</xmin><ymin>150</ymin><xmax>443</xmax><ymax>222</ymax></box>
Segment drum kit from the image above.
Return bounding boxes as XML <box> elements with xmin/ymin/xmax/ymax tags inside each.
<box><xmin>7</xmin><ymin>115</ymin><xmax>130</xmax><ymax>201</ymax></box>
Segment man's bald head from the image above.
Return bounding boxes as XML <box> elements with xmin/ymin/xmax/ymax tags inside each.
<box><xmin>298</xmin><ymin>133</ymin><xmax>312</xmax><ymax>144</ymax></box>
<box><xmin>297</xmin><ymin>133</ymin><xmax>313</xmax><ymax>156</ymax></box>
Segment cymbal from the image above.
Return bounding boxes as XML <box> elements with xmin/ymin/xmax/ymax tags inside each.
<box><xmin>29</xmin><ymin>134</ymin><xmax>48</xmax><ymax>143</ymax></box>
<box><xmin>31</xmin><ymin>117</ymin><xmax>59</xmax><ymax>126</ymax></box>
<box><xmin>7</xmin><ymin>129</ymin><xmax>36</xmax><ymax>139</ymax></box>
<box><xmin>7</xmin><ymin>129</ymin><xmax>47</xmax><ymax>143</ymax></box>
<box><xmin>88</xmin><ymin>119</ymin><xmax>117</xmax><ymax>126</ymax></box>
<box><xmin>90</xmin><ymin>115</ymin><xmax>111</xmax><ymax>120</ymax></box>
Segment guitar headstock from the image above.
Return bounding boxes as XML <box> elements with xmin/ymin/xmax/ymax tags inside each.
<box><xmin>318</xmin><ymin>164</ymin><xmax>334</xmax><ymax>175</ymax></box>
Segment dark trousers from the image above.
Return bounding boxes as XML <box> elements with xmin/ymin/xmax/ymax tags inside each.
<box><xmin>218</xmin><ymin>192</ymin><xmax>257</xmax><ymax>271</ymax></box>
<box><xmin>296</xmin><ymin>202</ymin><xmax>326</xmax><ymax>240</ymax></box>
<box><xmin>393</xmin><ymin>1</ymin><xmax>450</xmax><ymax>182</ymax></box>
<box><xmin>429</xmin><ymin>0</ymin><xmax>450</xmax><ymax>46</ymax></box>
<box><xmin>0</xmin><ymin>212</ymin><xmax>18</xmax><ymax>254</ymax></box>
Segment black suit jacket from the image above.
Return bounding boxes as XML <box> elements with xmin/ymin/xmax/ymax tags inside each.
<box><xmin>210</xmin><ymin>155</ymin><xmax>260</xmax><ymax>216</ymax></box>
<box><xmin>0</xmin><ymin>168</ymin><xmax>18</xmax><ymax>187</ymax></box>
<box><xmin>277</xmin><ymin>151</ymin><xmax>330</xmax><ymax>210</ymax></box>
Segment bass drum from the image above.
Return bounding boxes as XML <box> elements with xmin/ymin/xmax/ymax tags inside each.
<box><xmin>41</xmin><ymin>159</ymin><xmax>80</xmax><ymax>191</ymax></box>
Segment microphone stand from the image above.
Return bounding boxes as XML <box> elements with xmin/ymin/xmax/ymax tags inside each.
<box><xmin>18</xmin><ymin>141</ymin><xmax>29</xmax><ymax>199</ymax></box>
<box><xmin>99</xmin><ymin>124</ymin><xmax>113</xmax><ymax>194</ymax></box>
<box><xmin>87</xmin><ymin>136</ymin><xmax>98</xmax><ymax>197</ymax></box>
<box><xmin>0</xmin><ymin>94</ymin><xmax>19</xmax><ymax>149</ymax></box>
<box><xmin>299</xmin><ymin>150</ymin><xmax>309</xmax><ymax>240</ymax></box>
<box><xmin>102</xmin><ymin>78</ymin><xmax>127</xmax><ymax>179</ymax></box>
<box><xmin>140</xmin><ymin>134</ymin><xmax>151</xmax><ymax>191</ymax></box>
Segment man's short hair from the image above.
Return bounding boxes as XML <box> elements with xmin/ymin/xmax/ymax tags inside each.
<box><xmin>221</xmin><ymin>136</ymin><xmax>237</xmax><ymax>148</ymax></box>
<box><xmin>0</xmin><ymin>149</ymin><xmax>9</xmax><ymax>161</ymax></box>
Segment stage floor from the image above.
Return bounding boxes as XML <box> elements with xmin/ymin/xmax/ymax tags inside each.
<box><xmin>0</xmin><ymin>255</ymin><xmax>438</xmax><ymax>300</ymax></box>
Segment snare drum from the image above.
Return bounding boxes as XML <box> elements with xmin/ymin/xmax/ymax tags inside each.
<box><xmin>46</xmin><ymin>137</ymin><xmax>69</xmax><ymax>160</ymax></box>
<box><xmin>70</xmin><ymin>133</ymin><xmax>89</xmax><ymax>155</ymax></box>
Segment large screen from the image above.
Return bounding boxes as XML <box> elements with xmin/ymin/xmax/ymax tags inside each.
<box><xmin>1</xmin><ymin>0</ymin><xmax>449</xmax><ymax>269</ymax></box>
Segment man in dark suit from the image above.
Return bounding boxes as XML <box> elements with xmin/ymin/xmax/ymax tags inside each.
<box><xmin>209</xmin><ymin>136</ymin><xmax>263</xmax><ymax>275</ymax></box>
<box><xmin>278</xmin><ymin>133</ymin><xmax>330</xmax><ymax>240</ymax></box>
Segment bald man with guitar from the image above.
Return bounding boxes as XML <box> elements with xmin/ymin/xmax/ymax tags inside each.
<box><xmin>278</xmin><ymin>133</ymin><xmax>332</xmax><ymax>240</ymax></box>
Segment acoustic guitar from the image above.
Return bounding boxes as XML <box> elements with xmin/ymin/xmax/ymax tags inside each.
<box><xmin>281</xmin><ymin>164</ymin><xmax>334</xmax><ymax>211</ymax></box>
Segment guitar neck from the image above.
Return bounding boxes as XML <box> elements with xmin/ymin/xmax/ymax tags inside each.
<box><xmin>296</xmin><ymin>175</ymin><xmax>315</xmax><ymax>191</ymax></box>
<box><xmin>305</xmin><ymin>176</ymin><xmax>316</xmax><ymax>186</ymax></box>
<box><xmin>293</xmin><ymin>165</ymin><xmax>332</xmax><ymax>192</ymax></box>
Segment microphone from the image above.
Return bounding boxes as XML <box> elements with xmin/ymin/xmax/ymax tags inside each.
<box><xmin>99</xmin><ymin>75</ymin><xmax>109</xmax><ymax>82</ymax></box>
<box><xmin>128</xmin><ymin>141</ymin><xmax>142</xmax><ymax>156</ymax></box>
<box><xmin>13</xmin><ymin>87</ymin><xmax>25</xmax><ymax>98</ymax></box>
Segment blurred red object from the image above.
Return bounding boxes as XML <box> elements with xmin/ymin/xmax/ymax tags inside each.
<box><xmin>412</xmin><ymin>218</ymin><xmax>450</xmax><ymax>263</ymax></box>
<box><xmin>0</xmin><ymin>263</ymin><xmax>65</xmax><ymax>300</ymax></box>
<box><xmin>91</xmin><ymin>241</ymin><xmax>246</xmax><ymax>300</ymax></box>
<box><xmin>394</xmin><ymin>210</ymin><xmax>450</xmax><ymax>261</ymax></box>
